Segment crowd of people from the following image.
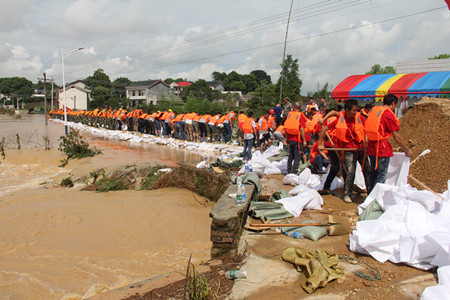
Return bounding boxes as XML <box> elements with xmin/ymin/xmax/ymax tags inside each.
<box><xmin>49</xmin><ymin>93</ymin><xmax>412</xmax><ymax>203</ymax></box>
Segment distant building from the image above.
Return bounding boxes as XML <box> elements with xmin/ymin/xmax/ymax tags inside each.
<box><xmin>126</xmin><ymin>79</ymin><xmax>172</xmax><ymax>106</ymax></box>
<box><xmin>58</xmin><ymin>80</ymin><xmax>91</xmax><ymax>110</ymax></box>
<box><xmin>206</xmin><ymin>81</ymin><xmax>225</xmax><ymax>91</ymax></box>
<box><xmin>170</xmin><ymin>81</ymin><xmax>192</xmax><ymax>96</ymax></box>
<box><xmin>396</xmin><ymin>58</ymin><xmax>450</xmax><ymax>73</ymax></box>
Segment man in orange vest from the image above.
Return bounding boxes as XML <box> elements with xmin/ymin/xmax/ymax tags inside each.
<box><xmin>318</xmin><ymin>99</ymin><xmax>370</xmax><ymax>203</ymax></box>
<box><xmin>258</xmin><ymin>111</ymin><xmax>271</xmax><ymax>152</ymax></box>
<box><xmin>237</xmin><ymin>111</ymin><xmax>247</xmax><ymax>146</ymax></box>
<box><xmin>242</xmin><ymin>111</ymin><xmax>257</xmax><ymax>161</ymax></box>
<box><xmin>365</xmin><ymin>94</ymin><xmax>412</xmax><ymax>194</ymax></box>
<box><xmin>223</xmin><ymin>110</ymin><xmax>236</xmax><ymax>143</ymax></box>
<box><xmin>284</xmin><ymin>102</ymin><xmax>308</xmax><ymax>174</ymax></box>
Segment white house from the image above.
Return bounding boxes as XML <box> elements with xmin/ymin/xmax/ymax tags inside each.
<box><xmin>58</xmin><ymin>80</ymin><xmax>91</xmax><ymax>110</ymax></box>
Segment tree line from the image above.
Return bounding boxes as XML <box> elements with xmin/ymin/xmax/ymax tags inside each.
<box><xmin>1</xmin><ymin>53</ymin><xmax>448</xmax><ymax>115</ymax></box>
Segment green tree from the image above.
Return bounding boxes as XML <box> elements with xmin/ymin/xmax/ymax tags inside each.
<box><xmin>89</xmin><ymin>86</ymin><xmax>110</xmax><ymax>109</ymax></box>
<box><xmin>250</xmin><ymin>70</ymin><xmax>271</xmax><ymax>85</ymax></box>
<box><xmin>428</xmin><ymin>53</ymin><xmax>450</xmax><ymax>60</ymax></box>
<box><xmin>84</xmin><ymin>68</ymin><xmax>111</xmax><ymax>90</ymax></box>
<box><xmin>111</xmin><ymin>77</ymin><xmax>131</xmax><ymax>104</ymax></box>
<box><xmin>366</xmin><ymin>64</ymin><xmax>396</xmax><ymax>74</ymax></box>
<box><xmin>212</xmin><ymin>71</ymin><xmax>227</xmax><ymax>82</ymax></box>
<box><xmin>180</xmin><ymin>79</ymin><xmax>213</xmax><ymax>101</ymax></box>
<box><xmin>308</xmin><ymin>83</ymin><xmax>332</xmax><ymax>99</ymax></box>
<box><xmin>248</xmin><ymin>80</ymin><xmax>277</xmax><ymax>116</ymax></box>
<box><xmin>0</xmin><ymin>77</ymin><xmax>34</xmax><ymax>103</ymax></box>
<box><xmin>276</xmin><ymin>54</ymin><xmax>302</xmax><ymax>101</ymax></box>
<box><xmin>242</xmin><ymin>74</ymin><xmax>259</xmax><ymax>94</ymax></box>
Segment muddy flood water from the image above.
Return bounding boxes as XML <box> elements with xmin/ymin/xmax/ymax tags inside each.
<box><xmin>0</xmin><ymin>114</ymin><xmax>213</xmax><ymax>299</ymax></box>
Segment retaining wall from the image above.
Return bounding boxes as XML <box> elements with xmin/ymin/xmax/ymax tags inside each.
<box><xmin>209</xmin><ymin>183</ymin><xmax>256</xmax><ymax>257</ymax></box>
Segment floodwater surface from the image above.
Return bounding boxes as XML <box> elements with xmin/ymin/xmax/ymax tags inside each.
<box><xmin>0</xmin><ymin>114</ymin><xmax>213</xmax><ymax>299</ymax></box>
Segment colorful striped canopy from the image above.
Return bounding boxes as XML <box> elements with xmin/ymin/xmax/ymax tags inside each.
<box><xmin>332</xmin><ymin>71</ymin><xmax>450</xmax><ymax>101</ymax></box>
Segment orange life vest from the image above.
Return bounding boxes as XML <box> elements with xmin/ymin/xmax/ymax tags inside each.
<box><xmin>335</xmin><ymin>112</ymin><xmax>365</xmax><ymax>143</ymax></box>
<box><xmin>284</xmin><ymin>111</ymin><xmax>307</xmax><ymax>135</ymax></box>
<box><xmin>259</xmin><ymin>117</ymin><xmax>269</xmax><ymax>132</ymax></box>
<box><xmin>238</xmin><ymin>113</ymin><xmax>247</xmax><ymax>125</ymax></box>
<box><xmin>365</xmin><ymin>106</ymin><xmax>399</xmax><ymax>141</ymax></box>
<box><xmin>276</xmin><ymin>125</ymin><xmax>285</xmax><ymax>135</ymax></box>
<box><xmin>268</xmin><ymin>115</ymin><xmax>276</xmax><ymax>130</ymax></box>
<box><xmin>365</xmin><ymin>106</ymin><xmax>399</xmax><ymax>170</ymax></box>
<box><xmin>242</xmin><ymin>117</ymin><xmax>254</xmax><ymax>134</ymax></box>
<box><xmin>217</xmin><ymin>115</ymin><xmax>227</xmax><ymax>124</ymax></box>
<box><xmin>174</xmin><ymin>114</ymin><xmax>184</xmax><ymax>122</ymax></box>
<box><xmin>306</xmin><ymin>114</ymin><xmax>321</xmax><ymax>134</ymax></box>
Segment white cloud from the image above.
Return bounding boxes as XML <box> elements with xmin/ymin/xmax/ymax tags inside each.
<box><xmin>0</xmin><ymin>0</ymin><xmax>448</xmax><ymax>96</ymax></box>
<box><xmin>0</xmin><ymin>43</ymin><xmax>42</xmax><ymax>78</ymax></box>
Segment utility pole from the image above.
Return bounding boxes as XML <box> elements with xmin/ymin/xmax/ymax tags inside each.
<box><xmin>279</xmin><ymin>0</ymin><xmax>294</xmax><ymax>103</ymax></box>
<box><xmin>44</xmin><ymin>72</ymin><xmax>47</xmax><ymax>125</ymax></box>
<box><xmin>51</xmin><ymin>77</ymin><xmax>54</xmax><ymax>111</ymax></box>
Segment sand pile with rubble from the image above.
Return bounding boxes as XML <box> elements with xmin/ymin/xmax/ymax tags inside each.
<box><xmin>397</xmin><ymin>97</ymin><xmax>450</xmax><ymax>193</ymax></box>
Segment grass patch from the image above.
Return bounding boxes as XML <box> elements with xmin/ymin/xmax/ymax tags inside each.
<box><xmin>60</xmin><ymin>176</ymin><xmax>74</xmax><ymax>187</ymax></box>
<box><xmin>95</xmin><ymin>177</ymin><xmax>127</xmax><ymax>192</ymax></box>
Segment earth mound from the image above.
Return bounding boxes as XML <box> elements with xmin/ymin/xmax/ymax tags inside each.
<box><xmin>397</xmin><ymin>97</ymin><xmax>450</xmax><ymax>193</ymax></box>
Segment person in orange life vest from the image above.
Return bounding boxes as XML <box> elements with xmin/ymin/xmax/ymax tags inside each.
<box><xmin>164</xmin><ymin>109</ymin><xmax>175</xmax><ymax>138</ymax></box>
<box><xmin>242</xmin><ymin>111</ymin><xmax>257</xmax><ymax>161</ymax></box>
<box><xmin>303</xmin><ymin>109</ymin><xmax>319</xmax><ymax>163</ymax></box>
<box><xmin>237</xmin><ymin>111</ymin><xmax>247</xmax><ymax>146</ymax></box>
<box><xmin>318</xmin><ymin>99</ymin><xmax>370</xmax><ymax>203</ymax></box>
<box><xmin>208</xmin><ymin>114</ymin><xmax>220</xmax><ymax>142</ymax></box>
<box><xmin>198</xmin><ymin>114</ymin><xmax>211</xmax><ymax>142</ymax></box>
<box><xmin>310</xmin><ymin>140</ymin><xmax>329</xmax><ymax>174</ymax></box>
<box><xmin>273</xmin><ymin>125</ymin><xmax>286</xmax><ymax>144</ymax></box>
<box><xmin>360</xmin><ymin>103</ymin><xmax>372</xmax><ymax>119</ymax></box>
<box><xmin>258</xmin><ymin>111</ymin><xmax>272</xmax><ymax>153</ymax></box>
<box><xmin>305</xmin><ymin>97</ymin><xmax>319</xmax><ymax>113</ymax></box>
<box><xmin>223</xmin><ymin>110</ymin><xmax>236</xmax><ymax>143</ymax></box>
<box><xmin>366</xmin><ymin>94</ymin><xmax>412</xmax><ymax>194</ymax></box>
<box><xmin>284</xmin><ymin>102</ymin><xmax>308</xmax><ymax>174</ymax></box>
<box><xmin>192</xmin><ymin>114</ymin><xmax>201</xmax><ymax>142</ymax></box>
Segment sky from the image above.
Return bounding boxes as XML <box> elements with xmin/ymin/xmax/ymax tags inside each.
<box><xmin>0</xmin><ymin>0</ymin><xmax>449</xmax><ymax>94</ymax></box>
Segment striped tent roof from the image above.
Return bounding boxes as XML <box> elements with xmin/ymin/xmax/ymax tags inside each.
<box><xmin>332</xmin><ymin>71</ymin><xmax>450</xmax><ymax>101</ymax></box>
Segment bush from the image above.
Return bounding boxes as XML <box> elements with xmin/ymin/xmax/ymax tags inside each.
<box><xmin>58</xmin><ymin>129</ymin><xmax>101</xmax><ymax>167</ymax></box>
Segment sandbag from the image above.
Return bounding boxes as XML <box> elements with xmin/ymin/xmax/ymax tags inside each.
<box><xmin>282</xmin><ymin>247</ymin><xmax>344</xmax><ymax>293</ymax></box>
<box><xmin>283</xmin><ymin>226</ymin><xmax>328</xmax><ymax>242</ymax></box>
<box><xmin>359</xmin><ymin>199</ymin><xmax>385</xmax><ymax>221</ymax></box>
<box><xmin>269</xmin><ymin>189</ymin><xmax>291</xmax><ymax>202</ymax></box>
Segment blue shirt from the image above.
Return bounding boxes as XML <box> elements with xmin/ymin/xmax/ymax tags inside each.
<box><xmin>274</xmin><ymin>106</ymin><xmax>282</xmax><ymax>117</ymax></box>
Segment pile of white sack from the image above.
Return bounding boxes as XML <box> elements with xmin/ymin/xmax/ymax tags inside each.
<box><xmin>350</xmin><ymin>181</ymin><xmax>450</xmax><ymax>298</ymax></box>
<box><xmin>59</xmin><ymin>120</ymin><xmax>244</xmax><ymax>156</ymax></box>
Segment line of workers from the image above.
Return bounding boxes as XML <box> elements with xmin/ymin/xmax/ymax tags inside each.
<box><xmin>48</xmin><ymin>103</ymin><xmax>344</xmax><ymax>174</ymax></box>
<box><xmin>49</xmin><ymin>94</ymin><xmax>411</xmax><ymax>204</ymax></box>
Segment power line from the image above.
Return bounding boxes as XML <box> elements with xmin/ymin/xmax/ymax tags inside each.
<box><xmin>54</xmin><ymin>4</ymin><xmax>446</xmax><ymax>85</ymax></box>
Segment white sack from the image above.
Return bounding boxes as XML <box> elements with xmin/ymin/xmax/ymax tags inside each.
<box><xmin>275</xmin><ymin>189</ymin><xmax>323</xmax><ymax>217</ymax></box>
<box><xmin>421</xmin><ymin>265</ymin><xmax>450</xmax><ymax>300</ymax></box>
<box><xmin>262</xmin><ymin>143</ymin><xmax>283</xmax><ymax>159</ymax></box>
<box><xmin>283</xmin><ymin>174</ymin><xmax>299</xmax><ymax>186</ymax></box>
<box><xmin>351</xmin><ymin>181</ymin><xmax>450</xmax><ymax>271</ymax></box>
<box><xmin>385</xmin><ymin>152</ymin><xmax>410</xmax><ymax>186</ymax></box>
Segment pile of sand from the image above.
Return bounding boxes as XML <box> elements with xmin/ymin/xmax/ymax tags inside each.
<box><xmin>397</xmin><ymin>97</ymin><xmax>450</xmax><ymax>193</ymax></box>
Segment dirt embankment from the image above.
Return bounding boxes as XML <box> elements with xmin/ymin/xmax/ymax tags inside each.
<box><xmin>396</xmin><ymin>97</ymin><xmax>450</xmax><ymax>193</ymax></box>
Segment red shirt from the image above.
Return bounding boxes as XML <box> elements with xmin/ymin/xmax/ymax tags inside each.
<box><xmin>367</xmin><ymin>109</ymin><xmax>400</xmax><ymax>157</ymax></box>
<box><xmin>327</xmin><ymin>114</ymin><xmax>366</xmax><ymax>149</ymax></box>
<box><xmin>286</xmin><ymin>114</ymin><xmax>308</xmax><ymax>142</ymax></box>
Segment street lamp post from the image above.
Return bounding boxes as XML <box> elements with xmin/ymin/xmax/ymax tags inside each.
<box><xmin>61</xmin><ymin>46</ymin><xmax>85</xmax><ymax>135</ymax></box>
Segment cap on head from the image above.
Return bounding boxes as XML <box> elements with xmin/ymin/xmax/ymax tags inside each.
<box><xmin>269</xmin><ymin>109</ymin><xmax>275</xmax><ymax>114</ymax></box>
